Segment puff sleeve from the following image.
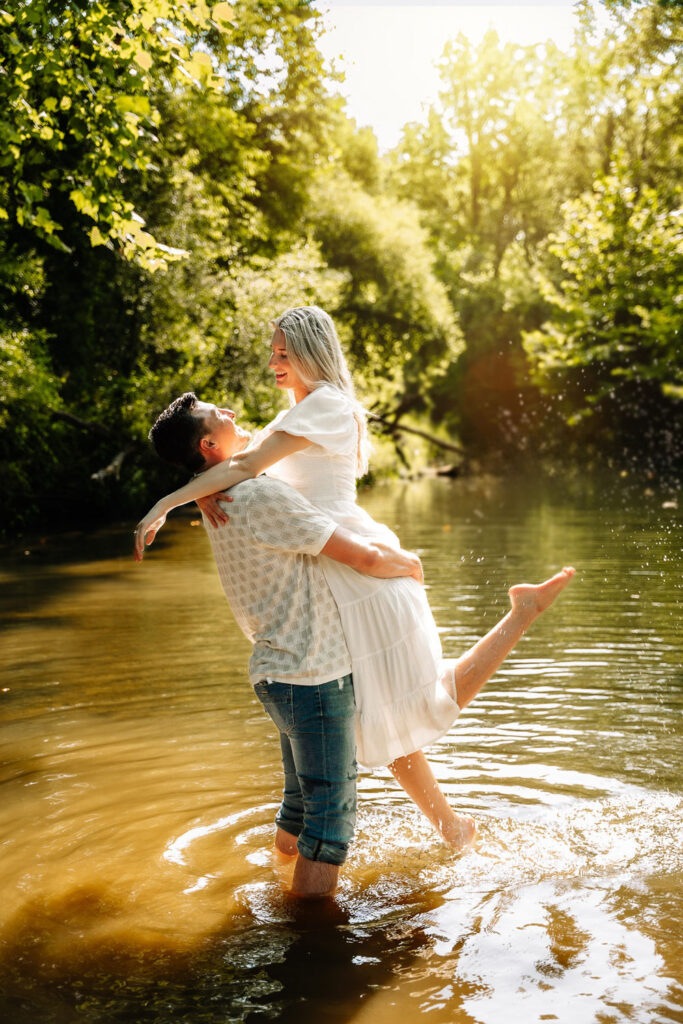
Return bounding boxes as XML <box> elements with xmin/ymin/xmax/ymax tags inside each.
<box><xmin>270</xmin><ymin>385</ymin><xmax>357</xmax><ymax>455</ymax></box>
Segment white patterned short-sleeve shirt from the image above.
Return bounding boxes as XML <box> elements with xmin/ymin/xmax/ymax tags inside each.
<box><xmin>203</xmin><ymin>477</ymin><xmax>352</xmax><ymax>686</ymax></box>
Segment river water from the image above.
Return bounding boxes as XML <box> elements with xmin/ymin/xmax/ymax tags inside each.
<box><xmin>1</xmin><ymin>473</ymin><xmax>681</xmax><ymax>1023</ymax></box>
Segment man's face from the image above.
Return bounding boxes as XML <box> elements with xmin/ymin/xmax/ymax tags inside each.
<box><xmin>193</xmin><ymin>401</ymin><xmax>251</xmax><ymax>462</ymax></box>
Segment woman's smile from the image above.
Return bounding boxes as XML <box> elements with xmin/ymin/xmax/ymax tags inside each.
<box><xmin>268</xmin><ymin>327</ymin><xmax>309</xmax><ymax>401</ymax></box>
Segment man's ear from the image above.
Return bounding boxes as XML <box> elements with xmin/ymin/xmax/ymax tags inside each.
<box><xmin>199</xmin><ymin>436</ymin><xmax>215</xmax><ymax>455</ymax></box>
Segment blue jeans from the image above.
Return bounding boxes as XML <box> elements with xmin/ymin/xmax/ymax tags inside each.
<box><xmin>253</xmin><ymin>675</ymin><xmax>357</xmax><ymax>866</ymax></box>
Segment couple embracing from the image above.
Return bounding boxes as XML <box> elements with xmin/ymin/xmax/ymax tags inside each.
<box><xmin>134</xmin><ymin>306</ymin><xmax>574</xmax><ymax>899</ymax></box>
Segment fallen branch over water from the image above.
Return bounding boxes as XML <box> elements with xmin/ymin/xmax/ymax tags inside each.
<box><xmin>91</xmin><ymin>449</ymin><xmax>131</xmax><ymax>482</ymax></box>
<box><xmin>368</xmin><ymin>412</ymin><xmax>467</xmax><ymax>457</ymax></box>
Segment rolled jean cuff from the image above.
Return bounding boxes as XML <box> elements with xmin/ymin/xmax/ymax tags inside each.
<box><xmin>296</xmin><ymin>835</ymin><xmax>350</xmax><ymax>867</ymax></box>
<box><xmin>275</xmin><ymin>816</ymin><xmax>302</xmax><ymax>839</ymax></box>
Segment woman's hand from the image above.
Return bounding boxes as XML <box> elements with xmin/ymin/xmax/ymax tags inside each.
<box><xmin>375</xmin><ymin>543</ymin><xmax>424</xmax><ymax>584</ymax></box>
<box><xmin>133</xmin><ymin>504</ymin><xmax>168</xmax><ymax>562</ymax></box>
<box><xmin>406</xmin><ymin>551</ymin><xmax>424</xmax><ymax>586</ymax></box>
<box><xmin>196</xmin><ymin>493</ymin><xmax>233</xmax><ymax>528</ymax></box>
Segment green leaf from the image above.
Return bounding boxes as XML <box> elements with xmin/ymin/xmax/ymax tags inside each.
<box><xmin>115</xmin><ymin>94</ymin><xmax>151</xmax><ymax>118</ymax></box>
<box><xmin>212</xmin><ymin>3</ymin><xmax>234</xmax><ymax>25</ymax></box>
<box><xmin>133</xmin><ymin>49</ymin><xmax>153</xmax><ymax>72</ymax></box>
<box><xmin>186</xmin><ymin>51</ymin><xmax>213</xmax><ymax>80</ymax></box>
<box><xmin>33</xmin><ymin>206</ymin><xmax>58</xmax><ymax>234</ymax></box>
<box><xmin>19</xmin><ymin>182</ymin><xmax>43</xmax><ymax>204</ymax></box>
<box><xmin>69</xmin><ymin>189</ymin><xmax>99</xmax><ymax>219</ymax></box>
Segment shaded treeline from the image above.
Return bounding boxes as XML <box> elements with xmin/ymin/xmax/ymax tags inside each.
<box><xmin>1</xmin><ymin>0</ymin><xmax>680</xmax><ymax>534</ymax></box>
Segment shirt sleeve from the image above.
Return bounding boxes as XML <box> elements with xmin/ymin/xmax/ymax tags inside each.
<box><xmin>244</xmin><ymin>479</ymin><xmax>337</xmax><ymax>556</ymax></box>
<box><xmin>270</xmin><ymin>386</ymin><xmax>357</xmax><ymax>455</ymax></box>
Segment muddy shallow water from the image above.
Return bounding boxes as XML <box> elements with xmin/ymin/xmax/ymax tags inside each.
<box><xmin>1</xmin><ymin>473</ymin><xmax>681</xmax><ymax>1023</ymax></box>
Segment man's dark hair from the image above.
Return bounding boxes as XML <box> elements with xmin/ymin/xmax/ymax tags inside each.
<box><xmin>149</xmin><ymin>392</ymin><xmax>209</xmax><ymax>473</ymax></box>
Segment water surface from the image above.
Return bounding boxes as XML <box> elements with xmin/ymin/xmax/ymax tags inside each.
<box><xmin>1</xmin><ymin>473</ymin><xmax>681</xmax><ymax>1023</ymax></box>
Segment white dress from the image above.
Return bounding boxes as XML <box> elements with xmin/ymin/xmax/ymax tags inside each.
<box><xmin>262</xmin><ymin>385</ymin><xmax>460</xmax><ymax>767</ymax></box>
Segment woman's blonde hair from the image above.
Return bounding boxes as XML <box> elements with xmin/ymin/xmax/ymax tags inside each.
<box><xmin>271</xmin><ymin>305</ymin><xmax>369</xmax><ymax>476</ymax></box>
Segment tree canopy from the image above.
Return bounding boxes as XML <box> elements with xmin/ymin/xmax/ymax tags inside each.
<box><xmin>1</xmin><ymin>0</ymin><xmax>680</xmax><ymax>534</ymax></box>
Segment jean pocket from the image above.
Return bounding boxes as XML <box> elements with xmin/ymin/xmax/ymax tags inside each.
<box><xmin>255</xmin><ymin>680</ymin><xmax>294</xmax><ymax>734</ymax></box>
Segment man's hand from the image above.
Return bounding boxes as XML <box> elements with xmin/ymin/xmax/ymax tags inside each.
<box><xmin>196</xmin><ymin>492</ymin><xmax>233</xmax><ymax>528</ymax></box>
<box><xmin>134</xmin><ymin>504</ymin><xmax>167</xmax><ymax>562</ymax></box>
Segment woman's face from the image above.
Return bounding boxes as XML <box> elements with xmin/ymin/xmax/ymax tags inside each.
<box><xmin>268</xmin><ymin>328</ymin><xmax>309</xmax><ymax>402</ymax></box>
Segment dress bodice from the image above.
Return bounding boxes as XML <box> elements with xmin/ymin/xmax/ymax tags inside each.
<box><xmin>259</xmin><ymin>385</ymin><xmax>396</xmax><ymax>545</ymax></box>
<box><xmin>266</xmin><ymin>443</ymin><xmax>358</xmax><ymax>506</ymax></box>
<box><xmin>261</xmin><ymin>385</ymin><xmax>359</xmax><ymax>504</ymax></box>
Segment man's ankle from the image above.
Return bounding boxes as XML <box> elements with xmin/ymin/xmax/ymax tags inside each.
<box><xmin>291</xmin><ymin>854</ymin><xmax>339</xmax><ymax>898</ymax></box>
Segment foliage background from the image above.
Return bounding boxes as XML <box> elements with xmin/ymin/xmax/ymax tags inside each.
<box><xmin>1</xmin><ymin>0</ymin><xmax>680</xmax><ymax>534</ymax></box>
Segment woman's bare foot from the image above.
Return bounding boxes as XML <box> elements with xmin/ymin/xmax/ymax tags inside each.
<box><xmin>509</xmin><ymin>567</ymin><xmax>575</xmax><ymax>623</ymax></box>
<box><xmin>441</xmin><ymin>813</ymin><xmax>478</xmax><ymax>852</ymax></box>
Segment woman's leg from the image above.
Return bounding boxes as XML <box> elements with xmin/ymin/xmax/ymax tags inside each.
<box><xmin>448</xmin><ymin>567</ymin><xmax>575</xmax><ymax>710</ymax></box>
<box><xmin>388</xmin><ymin>750</ymin><xmax>476</xmax><ymax>850</ymax></box>
<box><xmin>389</xmin><ymin>568</ymin><xmax>575</xmax><ymax>849</ymax></box>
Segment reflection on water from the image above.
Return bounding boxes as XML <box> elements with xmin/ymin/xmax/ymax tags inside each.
<box><xmin>1</xmin><ymin>474</ymin><xmax>681</xmax><ymax>1023</ymax></box>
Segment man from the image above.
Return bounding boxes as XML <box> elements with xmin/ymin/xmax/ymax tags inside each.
<box><xmin>137</xmin><ymin>393</ymin><xmax>423</xmax><ymax>899</ymax></box>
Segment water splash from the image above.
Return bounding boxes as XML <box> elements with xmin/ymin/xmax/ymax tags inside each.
<box><xmin>346</xmin><ymin>788</ymin><xmax>683</xmax><ymax>899</ymax></box>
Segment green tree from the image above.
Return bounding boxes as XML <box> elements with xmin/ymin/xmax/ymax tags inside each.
<box><xmin>565</xmin><ymin>1</ymin><xmax>682</xmax><ymax>199</ymax></box>
<box><xmin>523</xmin><ymin>169</ymin><xmax>682</xmax><ymax>442</ymax></box>
<box><xmin>0</xmin><ymin>0</ymin><xmax>235</xmax><ymax>268</ymax></box>
<box><xmin>308</xmin><ymin>169</ymin><xmax>463</xmax><ymax>417</ymax></box>
<box><xmin>386</xmin><ymin>32</ymin><xmax>571</xmax><ymax>451</ymax></box>
<box><xmin>0</xmin><ymin>0</ymin><xmax>337</xmax><ymax>533</ymax></box>
<box><xmin>386</xmin><ymin>4</ymin><xmax>682</xmax><ymax>458</ymax></box>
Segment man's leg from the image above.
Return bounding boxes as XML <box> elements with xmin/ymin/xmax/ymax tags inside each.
<box><xmin>389</xmin><ymin>568</ymin><xmax>575</xmax><ymax>849</ymax></box>
<box><xmin>254</xmin><ymin>676</ymin><xmax>357</xmax><ymax>898</ymax></box>
<box><xmin>287</xmin><ymin>675</ymin><xmax>357</xmax><ymax>899</ymax></box>
<box><xmin>273</xmin><ymin>733</ymin><xmax>304</xmax><ymax>860</ymax></box>
<box><xmin>252</xmin><ymin>684</ymin><xmax>306</xmax><ymax>877</ymax></box>
<box><xmin>269</xmin><ymin>721</ymin><xmax>349</xmax><ymax>898</ymax></box>
<box><xmin>291</xmin><ymin>853</ymin><xmax>340</xmax><ymax>898</ymax></box>
<box><xmin>274</xmin><ymin>828</ymin><xmax>298</xmax><ymax>858</ymax></box>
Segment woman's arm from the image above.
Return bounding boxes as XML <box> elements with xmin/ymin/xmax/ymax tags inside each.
<box><xmin>134</xmin><ymin>430</ymin><xmax>311</xmax><ymax>560</ymax></box>
<box><xmin>322</xmin><ymin>529</ymin><xmax>424</xmax><ymax>584</ymax></box>
<box><xmin>198</xmin><ymin>431</ymin><xmax>314</xmax><ymax>527</ymax></box>
<box><xmin>230</xmin><ymin>429</ymin><xmax>312</xmax><ymax>477</ymax></box>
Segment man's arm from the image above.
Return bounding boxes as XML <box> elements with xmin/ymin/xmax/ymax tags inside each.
<box><xmin>134</xmin><ymin>433</ymin><xmax>312</xmax><ymax>560</ymax></box>
<box><xmin>321</xmin><ymin>527</ymin><xmax>424</xmax><ymax>585</ymax></box>
<box><xmin>244</xmin><ymin>479</ymin><xmax>423</xmax><ymax>584</ymax></box>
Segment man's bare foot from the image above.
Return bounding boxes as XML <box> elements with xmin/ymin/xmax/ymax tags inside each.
<box><xmin>509</xmin><ymin>567</ymin><xmax>575</xmax><ymax>622</ymax></box>
<box><xmin>441</xmin><ymin>813</ymin><xmax>478</xmax><ymax>852</ymax></box>
<box><xmin>272</xmin><ymin>847</ymin><xmax>297</xmax><ymax>888</ymax></box>
<box><xmin>274</xmin><ymin>827</ymin><xmax>298</xmax><ymax>858</ymax></box>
